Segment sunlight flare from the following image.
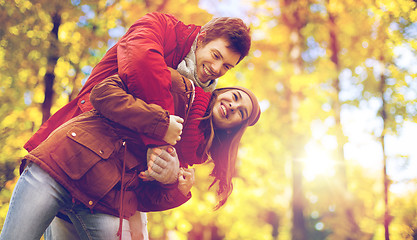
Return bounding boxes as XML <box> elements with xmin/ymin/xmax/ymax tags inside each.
<box><xmin>302</xmin><ymin>141</ymin><xmax>336</xmax><ymax>181</ymax></box>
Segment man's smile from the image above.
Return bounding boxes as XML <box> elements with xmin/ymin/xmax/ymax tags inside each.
<box><xmin>203</xmin><ymin>64</ymin><xmax>214</xmax><ymax>78</ymax></box>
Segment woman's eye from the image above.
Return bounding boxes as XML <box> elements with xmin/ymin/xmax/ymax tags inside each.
<box><xmin>233</xmin><ymin>93</ymin><xmax>237</xmax><ymax>100</ymax></box>
<box><xmin>240</xmin><ymin>110</ymin><xmax>244</xmax><ymax>119</ymax></box>
<box><xmin>213</xmin><ymin>53</ymin><xmax>219</xmax><ymax>59</ymax></box>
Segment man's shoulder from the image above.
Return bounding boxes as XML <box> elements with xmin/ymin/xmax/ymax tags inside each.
<box><xmin>144</xmin><ymin>12</ymin><xmax>180</xmax><ymax>24</ymax></box>
<box><xmin>143</xmin><ymin>12</ymin><xmax>202</xmax><ymax>29</ymax></box>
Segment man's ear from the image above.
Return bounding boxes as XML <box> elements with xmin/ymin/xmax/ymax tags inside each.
<box><xmin>197</xmin><ymin>31</ymin><xmax>206</xmax><ymax>47</ymax></box>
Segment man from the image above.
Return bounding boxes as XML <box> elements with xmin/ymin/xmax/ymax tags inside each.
<box><xmin>29</xmin><ymin>12</ymin><xmax>251</xmax><ymax>239</ymax></box>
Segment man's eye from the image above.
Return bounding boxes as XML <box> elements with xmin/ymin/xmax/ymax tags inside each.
<box><xmin>233</xmin><ymin>93</ymin><xmax>237</xmax><ymax>100</ymax></box>
<box><xmin>240</xmin><ymin>110</ymin><xmax>244</xmax><ymax>119</ymax></box>
<box><xmin>213</xmin><ymin>53</ymin><xmax>219</xmax><ymax>59</ymax></box>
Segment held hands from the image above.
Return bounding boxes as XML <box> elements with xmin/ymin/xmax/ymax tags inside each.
<box><xmin>139</xmin><ymin>146</ymin><xmax>180</xmax><ymax>184</ymax></box>
<box><xmin>178</xmin><ymin>168</ymin><xmax>195</xmax><ymax>196</ymax></box>
<box><xmin>163</xmin><ymin>115</ymin><xmax>184</xmax><ymax>145</ymax></box>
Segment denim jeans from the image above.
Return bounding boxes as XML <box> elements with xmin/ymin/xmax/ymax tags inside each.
<box><xmin>44</xmin><ymin>212</ymin><xmax>149</xmax><ymax>240</ymax></box>
<box><xmin>0</xmin><ymin>163</ymin><xmax>131</xmax><ymax>240</ymax></box>
<box><xmin>44</xmin><ymin>216</ymin><xmax>81</xmax><ymax>240</ymax></box>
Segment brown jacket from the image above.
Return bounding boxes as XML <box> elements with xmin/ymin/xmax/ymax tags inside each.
<box><xmin>24</xmin><ymin>73</ymin><xmax>195</xmax><ymax>218</ymax></box>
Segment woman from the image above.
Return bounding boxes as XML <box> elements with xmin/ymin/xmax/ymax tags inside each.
<box><xmin>0</xmin><ymin>69</ymin><xmax>260</xmax><ymax>240</ymax></box>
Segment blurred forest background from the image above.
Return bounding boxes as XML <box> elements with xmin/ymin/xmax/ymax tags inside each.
<box><xmin>1</xmin><ymin>0</ymin><xmax>417</xmax><ymax>239</ymax></box>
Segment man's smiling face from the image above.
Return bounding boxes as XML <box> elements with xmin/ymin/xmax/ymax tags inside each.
<box><xmin>195</xmin><ymin>37</ymin><xmax>241</xmax><ymax>83</ymax></box>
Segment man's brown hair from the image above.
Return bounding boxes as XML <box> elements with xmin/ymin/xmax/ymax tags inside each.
<box><xmin>200</xmin><ymin>17</ymin><xmax>251</xmax><ymax>64</ymax></box>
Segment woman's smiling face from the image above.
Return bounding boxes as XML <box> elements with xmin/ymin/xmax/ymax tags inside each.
<box><xmin>212</xmin><ymin>89</ymin><xmax>253</xmax><ymax>129</ymax></box>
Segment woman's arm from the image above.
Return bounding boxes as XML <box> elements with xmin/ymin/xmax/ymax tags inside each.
<box><xmin>90</xmin><ymin>72</ymin><xmax>186</xmax><ymax>145</ymax></box>
<box><xmin>90</xmin><ymin>74</ymin><xmax>170</xmax><ymax>140</ymax></box>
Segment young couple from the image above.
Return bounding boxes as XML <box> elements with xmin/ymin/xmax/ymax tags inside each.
<box><xmin>0</xmin><ymin>12</ymin><xmax>260</xmax><ymax>240</ymax></box>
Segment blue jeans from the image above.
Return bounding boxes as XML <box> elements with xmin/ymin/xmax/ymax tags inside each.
<box><xmin>44</xmin><ymin>216</ymin><xmax>81</xmax><ymax>240</ymax></box>
<box><xmin>0</xmin><ymin>163</ymin><xmax>131</xmax><ymax>240</ymax></box>
<box><xmin>44</xmin><ymin>212</ymin><xmax>149</xmax><ymax>240</ymax></box>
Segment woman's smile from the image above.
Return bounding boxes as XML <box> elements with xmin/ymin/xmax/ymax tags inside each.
<box><xmin>213</xmin><ymin>89</ymin><xmax>253</xmax><ymax>129</ymax></box>
<box><xmin>220</xmin><ymin>102</ymin><xmax>228</xmax><ymax>118</ymax></box>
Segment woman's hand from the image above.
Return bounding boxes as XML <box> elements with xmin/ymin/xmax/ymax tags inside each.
<box><xmin>178</xmin><ymin>168</ymin><xmax>195</xmax><ymax>196</ymax></box>
<box><xmin>163</xmin><ymin>115</ymin><xmax>184</xmax><ymax>145</ymax></box>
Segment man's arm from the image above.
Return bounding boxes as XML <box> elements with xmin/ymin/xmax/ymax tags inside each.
<box><xmin>135</xmin><ymin>146</ymin><xmax>194</xmax><ymax>212</ymax></box>
<box><xmin>117</xmin><ymin>12</ymin><xmax>178</xmax><ymax>114</ymax></box>
<box><xmin>135</xmin><ymin>165</ymin><xmax>195</xmax><ymax>212</ymax></box>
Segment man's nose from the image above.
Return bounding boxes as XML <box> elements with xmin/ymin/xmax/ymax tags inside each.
<box><xmin>212</xmin><ymin>61</ymin><xmax>222</xmax><ymax>75</ymax></box>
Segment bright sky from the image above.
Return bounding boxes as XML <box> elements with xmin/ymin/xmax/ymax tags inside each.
<box><xmin>341</xmin><ymin>108</ymin><xmax>417</xmax><ymax>194</ymax></box>
<box><xmin>199</xmin><ymin>0</ymin><xmax>253</xmax><ymax>20</ymax></box>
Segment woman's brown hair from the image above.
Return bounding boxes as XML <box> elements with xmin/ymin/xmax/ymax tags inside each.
<box><xmin>198</xmin><ymin>87</ymin><xmax>260</xmax><ymax>209</ymax></box>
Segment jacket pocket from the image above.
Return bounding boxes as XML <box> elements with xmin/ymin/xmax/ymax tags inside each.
<box><xmin>51</xmin><ymin>125</ymin><xmax>115</xmax><ymax>180</ymax></box>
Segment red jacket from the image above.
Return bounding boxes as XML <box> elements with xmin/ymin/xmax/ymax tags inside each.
<box><xmin>24</xmin><ymin>12</ymin><xmax>201</xmax><ymax>152</ymax></box>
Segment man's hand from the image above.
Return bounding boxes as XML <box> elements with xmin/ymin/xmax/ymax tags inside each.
<box><xmin>139</xmin><ymin>146</ymin><xmax>180</xmax><ymax>184</ymax></box>
<box><xmin>163</xmin><ymin>115</ymin><xmax>183</xmax><ymax>145</ymax></box>
<box><xmin>178</xmin><ymin>168</ymin><xmax>195</xmax><ymax>196</ymax></box>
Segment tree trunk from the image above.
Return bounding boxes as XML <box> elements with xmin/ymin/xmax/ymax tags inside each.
<box><xmin>328</xmin><ymin>11</ymin><xmax>347</xmax><ymax>186</ymax></box>
<box><xmin>42</xmin><ymin>12</ymin><xmax>61</xmax><ymax>123</ymax></box>
<box><xmin>379</xmin><ymin>60</ymin><xmax>390</xmax><ymax>240</ymax></box>
<box><xmin>279</xmin><ymin>0</ymin><xmax>308</xmax><ymax>238</ymax></box>
<box><xmin>375</xmin><ymin>16</ymin><xmax>391</xmax><ymax>240</ymax></box>
<box><xmin>328</xmin><ymin>9</ymin><xmax>362</xmax><ymax>239</ymax></box>
<box><xmin>292</xmin><ymin>142</ymin><xmax>307</xmax><ymax>240</ymax></box>
<box><xmin>266</xmin><ymin>210</ymin><xmax>280</xmax><ymax>239</ymax></box>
